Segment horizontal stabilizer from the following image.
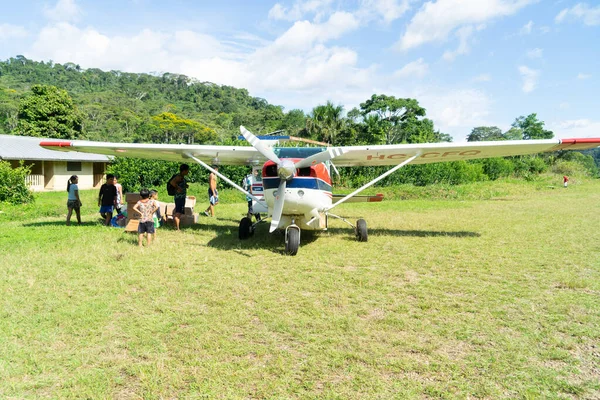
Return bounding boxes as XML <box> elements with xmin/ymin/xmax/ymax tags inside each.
<box><xmin>332</xmin><ymin>193</ymin><xmax>384</xmax><ymax>203</ymax></box>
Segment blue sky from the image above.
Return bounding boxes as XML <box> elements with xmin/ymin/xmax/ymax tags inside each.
<box><xmin>0</xmin><ymin>0</ymin><xmax>598</xmax><ymax>141</ymax></box>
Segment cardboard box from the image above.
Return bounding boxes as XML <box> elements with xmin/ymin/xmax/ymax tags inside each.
<box><xmin>125</xmin><ymin>219</ymin><xmax>139</xmax><ymax>232</ymax></box>
<box><xmin>179</xmin><ymin>213</ymin><xmax>199</xmax><ymax>227</ymax></box>
<box><xmin>164</xmin><ymin>203</ymin><xmax>176</xmax><ymax>218</ymax></box>
<box><xmin>125</xmin><ymin>192</ymin><xmax>141</xmax><ymax>203</ymax></box>
<box><xmin>126</xmin><ymin>204</ymin><xmax>142</xmax><ymax>220</ymax></box>
<box><xmin>184</xmin><ymin>206</ymin><xmax>194</xmax><ymax>216</ymax></box>
<box><xmin>185</xmin><ymin>196</ymin><xmax>196</xmax><ymax>208</ymax></box>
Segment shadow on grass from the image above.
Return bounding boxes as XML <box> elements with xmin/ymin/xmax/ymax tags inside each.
<box><xmin>22</xmin><ymin>220</ymin><xmax>105</xmax><ymax>228</ymax></box>
<box><xmin>182</xmin><ymin>219</ymin><xmax>319</xmax><ymax>255</ymax></box>
<box><xmin>325</xmin><ymin>226</ymin><xmax>481</xmax><ymax>239</ymax></box>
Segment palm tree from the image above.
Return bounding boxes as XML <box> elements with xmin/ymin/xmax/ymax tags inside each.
<box><xmin>306</xmin><ymin>101</ymin><xmax>345</xmax><ymax>145</ymax></box>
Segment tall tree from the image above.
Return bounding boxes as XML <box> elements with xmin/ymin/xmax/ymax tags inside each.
<box><xmin>357</xmin><ymin>94</ymin><xmax>426</xmax><ymax>144</ymax></box>
<box><xmin>151</xmin><ymin>112</ymin><xmax>216</xmax><ymax>144</ymax></box>
<box><xmin>306</xmin><ymin>101</ymin><xmax>345</xmax><ymax>145</ymax></box>
<box><xmin>17</xmin><ymin>84</ymin><xmax>83</xmax><ymax>139</ymax></box>
<box><xmin>512</xmin><ymin>113</ymin><xmax>553</xmax><ymax>140</ymax></box>
<box><xmin>467</xmin><ymin>126</ymin><xmax>506</xmax><ymax>142</ymax></box>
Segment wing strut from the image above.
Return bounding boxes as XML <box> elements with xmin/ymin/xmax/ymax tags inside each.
<box><xmin>185</xmin><ymin>153</ymin><xmax>263</xmax><ymax>203</ymax></box>
<box><xmin>324</xmin><ymin>154</ymin><xmax>420</xmax><ymax>212</ymax></box>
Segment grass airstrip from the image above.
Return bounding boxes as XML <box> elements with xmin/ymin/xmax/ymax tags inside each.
<box><xmin>0</xmin><ymin>176</ymin><xmax>599</xmax><ymax>399</ymax></box>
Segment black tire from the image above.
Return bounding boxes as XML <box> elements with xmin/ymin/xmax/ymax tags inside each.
<box><xmin>356</xmin><ymin>219</ymin><xmax>368</xmax><ymax>242</ymax></box>
<box><xmin>286</xmin><ymin>227</ymin><xmax>300</xmax><ymax>256</ymax></box>
<box><xmin>239</xmin><ymin>217</ymin><xmax>252</xmax><ymax>240</ymax></box>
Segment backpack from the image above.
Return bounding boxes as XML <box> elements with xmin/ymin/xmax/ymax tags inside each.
<box><xmin>166</xmin><ymin>174</ymin><xmax>178</xmax><ymax>196</ymax></box>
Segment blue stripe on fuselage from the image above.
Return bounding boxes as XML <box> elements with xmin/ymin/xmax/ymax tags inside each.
<box><xmin>263</xmin><ymin>177</ymin><xmax>332</xmax><ymax>192</ymax></box>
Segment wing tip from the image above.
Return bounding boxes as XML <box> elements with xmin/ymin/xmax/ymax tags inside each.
<box><xmin>40</xmin><ymin>141</ymin><xmax>73</xmax><ymax>148</ymax></box>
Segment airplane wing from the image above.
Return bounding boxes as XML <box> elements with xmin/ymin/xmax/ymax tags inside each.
<box><xmin>40</xmin><ymin>138</ymin><xmax>600</xmax><ymax>167</ymax></box>
<box><xmin>39</xmin><ymin>140</ymin><xmax>265</xmax><ymax>166</ymax></box>
<box><xmin>331</xmin><ymin>138</ymin><xmax>600</xmax><ymax>167</ymax></box>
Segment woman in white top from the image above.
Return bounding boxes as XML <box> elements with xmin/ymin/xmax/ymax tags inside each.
<box><xmin>114</xmin><ymin>176</ymin><xmax>124</xmax><ymax>212</ymax></box>
<box><xmin>66</xmin><ymin>175</ymin><xmax>82</xmax><ymax>225</ymax></box>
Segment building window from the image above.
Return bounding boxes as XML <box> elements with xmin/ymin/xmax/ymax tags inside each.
<box><xmin>67</xmin><ymin>162</ymin><xmax>82</xmax><ymax>172</ymax></box>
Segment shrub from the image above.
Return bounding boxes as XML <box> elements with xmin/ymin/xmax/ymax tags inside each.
<box><xmin>0</xmin><ymin>160</ymin><xmax>34</xmax><ymax>204</ymax></box>
<box><xmin>481</xmin><ymin>158</ymin><xmax>514</xmax><ymax>180</ymax></box>
<box><xmin>106</xmin><ymin>157</ymin><xmax>248</xmax><ymax>193</ymax></box>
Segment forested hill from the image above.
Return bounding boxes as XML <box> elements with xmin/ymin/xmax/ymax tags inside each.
<box><xmin>0</xmin><ymin>55</ymin><xmax>306</xmax><ymax>143</ymax></box>
<box><xmin>0</xmin><ymin>55</ymin><xmax>454</xmax><ymax>146</ymax></box>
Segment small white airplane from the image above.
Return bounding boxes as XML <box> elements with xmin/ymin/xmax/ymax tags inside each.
<box><xmin>41</xmin><ymin>128</ymin><xmax>600</xmax><ymax>255</ymax></box>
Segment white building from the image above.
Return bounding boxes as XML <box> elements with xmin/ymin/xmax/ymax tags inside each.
<box><xmin>0</xmin><ymin>134</ymin><xmax>110</xmax><ymax>191</ymax></box>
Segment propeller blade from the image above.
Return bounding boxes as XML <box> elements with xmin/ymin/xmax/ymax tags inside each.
<box><xmin>240</xmin><ymin>126</ymin><xmax>281</xmax><ymax>165</ymax></box>
<box><xmin>294</xmin><ymin>147</ymin><xmax>347</xmax><ymax>169</ymax></box>
<box><xmin>270</xmin><ymin>180</ymin><xmax>286</xmax><ymax>233</ymax></box>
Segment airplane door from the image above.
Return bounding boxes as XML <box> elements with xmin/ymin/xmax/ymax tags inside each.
<box><xmin>251</xmin><ymin>166</ymin><xmax>268</xmax><ymax>213</ymax></box>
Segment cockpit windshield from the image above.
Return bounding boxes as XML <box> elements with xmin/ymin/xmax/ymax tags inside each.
<box><xmin>274</xmin><ymin>147</ymin><xmax>325</xmax><ymax>158</ymax></box>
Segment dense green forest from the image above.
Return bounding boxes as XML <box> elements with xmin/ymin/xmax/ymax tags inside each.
<box><xmin>0</xmin><ymin>55</ymin><xmax>597</xmax><ymax>196</ymax></box>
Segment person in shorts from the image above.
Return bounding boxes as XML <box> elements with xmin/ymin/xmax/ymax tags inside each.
<box><xmin>66</xmin><ymin>175</ymin><xmax>82</xmax><ymax>225</ymax></box>
<box><xmin>203</xmin><ymin>165</ymin><xmax>219</xmax><ymax>217</ymax></box>
<box><xmin>169</xmin><ymin>164</ymin><xmax>189</xmax><ymax>231</ymax></box>
<box><xmin>133</xmin><ymin>188</ymin><xmax>158</xmax><ymax>247</ymax></box>
<box><xmin>98</xmin><ymin>174</ymin><xmax>118</xmax><ymax>226</ymax></box>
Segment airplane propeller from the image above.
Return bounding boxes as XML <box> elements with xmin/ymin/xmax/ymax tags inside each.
<box><xmin>240</xmin><ymin>126</ymin><xmax>346</xmax><ymax>233</ymax></box>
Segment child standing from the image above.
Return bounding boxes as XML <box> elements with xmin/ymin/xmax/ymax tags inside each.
<box><xmin>133</xmin><ymin>188</ymin><xmax>158</xmax><ymax>247</ymax></box>
<box><xmin>98</xmin><ymin>174</ymin><xmax>118</xmax><ymax>226</ymax></box>
<box><xmin>149</xmin><ymin>189</ymin><xmax>162</xmax><ymax>241</ymax></box>
<box><xmin>66</xmin><ymin>175</ymin><xmax>82</xmax><ymax>226</ymax></box>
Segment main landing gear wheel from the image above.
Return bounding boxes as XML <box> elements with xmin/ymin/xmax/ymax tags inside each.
<box><xmin>356</xmin><ymin>219</ymin><xmax>368</xmax><ymax>242</ymax></box>
<box><xmin>285</xmin><ymin>226</ymin><xmax>300</xmax><ymax>256</ymax></box>
<box><xmin>239</xmin><ymin>217</ymin><xmax>253</xmax><ymax>240</ymax></box>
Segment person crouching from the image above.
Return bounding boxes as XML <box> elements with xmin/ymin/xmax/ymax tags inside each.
<box><xmin>133</xmin><ymin>188</ymin><xmax>158</xmax><ymax>247</ymax></box>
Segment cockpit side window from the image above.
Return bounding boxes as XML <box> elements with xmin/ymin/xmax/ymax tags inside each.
<box><xmin>264</xmin><ymin>164</ymin><xmax>278</xmax><ymax>177</ymax></box>
<box><xmin>297</xmin><ymin>167</ymin><xmax>314</xmax><ymax>177</ymax></box>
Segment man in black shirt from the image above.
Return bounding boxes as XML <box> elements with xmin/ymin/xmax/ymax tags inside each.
<box><xmin>98</xmin><ymin>174</ymin><xmax>118</xmax><ymax>226</ymax></box>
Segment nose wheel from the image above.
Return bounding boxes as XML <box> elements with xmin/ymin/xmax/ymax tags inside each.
<box><xmin>285</xmin><ymin>225</ymin><xmax>300</xmax><ymax>256</ymax></box>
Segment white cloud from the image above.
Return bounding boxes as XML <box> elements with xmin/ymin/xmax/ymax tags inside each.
<box><xmin>559</xmin><ymin>102</ymin><xmax>569</xmax><ymax>110</ymax></box>
<box><xmin>397</xmin><ymin>0</ymin><xmax>536</xmax><ymax>51</ymax></box>
<box><xmin>44</xmin><ymin>0</ymin><xmax>82</xmax><ymax>23</ymax></box>
<box><xmin>577</xmin><ymin>72</ymin><xmax>591</xmax><ymax>79</ymax></box>
<box><xmin>526</xmin><ymin>48</ymin><xmax>543</xmax><ymax>59</ymax></box>
<box><xmin>0</xmin><ymin>24</ymin><xmax>28</xmax><ymax>40</ymax></box>
<box><xmin>26</xmin><ymin>12</ymin><xmax>367</xmax><ymax>97</ymax></box>
<box><xmin>421</xmin><ymin>88</ymin><xmax>493</xmax><ymax>140</ymax></box>
<box><xmin>269</xmin><ymin>12</ymin><xmax>360</xmax><ymax>54</ymax></box>
<box><xmin>520</xmin><ymin>20</ymin><xmax>533</xmax><ymax>34</ymax></box>
<box><xmin>555</xmin><ymin>3</ymin><xmax>600</xmax><ymax>26</ymax></box>
<box><xmin>473</xmin><ymin>73</ymin><xmax>491</xmax><ymax>82</ymax></box>
<box><xmin>518</xmin><ymin>65</ymin><xmax>539</xmax><ymax>93</ymax></box>
<box><xmin>394</xmin><ymin>58</ymin><xmax>428</xmax><ymax>78</ymax></box>
<box><xmin>442</xmin><ymin>25</ymin><xmax>483</xmax><ymax>61</ymax></box>
<box><xmin>358</xmin><ymin>0</ymin><xmax>413</xmax><ymax>23</ymax></box>
<box><xmin>268</xmin><ymin>0</ymin><xmax>334</xmax><ymax>21</ymax></box>
<box><xmin>548</xmin><ymin>119</ymin><xmax>600</xmax><ymax>139</ymax></box>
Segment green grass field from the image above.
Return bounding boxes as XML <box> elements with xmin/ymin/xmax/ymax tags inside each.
<box><xmin>1</xmin><ymin>176</ymin><xmax>599</xmax><ymax>399</ymax></box>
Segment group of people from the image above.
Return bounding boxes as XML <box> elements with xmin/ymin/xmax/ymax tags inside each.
<box><xmin>65</xmin><ymin>164</ymin><xmax>232</xmax><ymax>247</ymax></box>
<box><xmin>66</xmin><ymin>173</ymin><xmax>125</xmax><ymax>226</ymax></box>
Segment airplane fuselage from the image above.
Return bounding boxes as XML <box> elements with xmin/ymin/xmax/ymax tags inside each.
<box><xmin>261</xmin><ymin>158</ymin><xmax>332</xmax><ymax>230</ymax></box>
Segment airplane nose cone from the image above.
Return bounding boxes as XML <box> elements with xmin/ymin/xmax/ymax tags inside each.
<box><xmin>278</xmin><ymin>159</ymin><xmax>296</xmax><ymax>181</ymax></box>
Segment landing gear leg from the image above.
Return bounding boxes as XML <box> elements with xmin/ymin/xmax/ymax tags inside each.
<box><xmin>285</xmin><ymin>225</ymin><xmax>300</xmax><ymax>256</ymax></box>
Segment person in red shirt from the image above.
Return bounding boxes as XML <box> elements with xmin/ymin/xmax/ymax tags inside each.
<box><xmin>563</xmin><ymin>175</ymin><xmax>569</xmax><ymax>188</ymax></box>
